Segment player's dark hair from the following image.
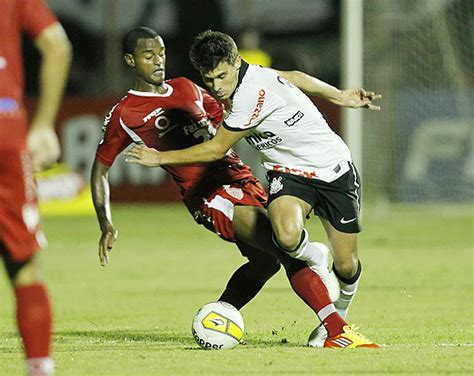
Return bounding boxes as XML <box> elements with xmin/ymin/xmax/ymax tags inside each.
<box><xmin>189</xmin><ymin>30</ymin><xmax>239</xmax><ymax>73</ymax></box>
<box><xmin>122</xmin><ymin>26</ymin><xmax>159</xmax><ymax>55</ymax></box>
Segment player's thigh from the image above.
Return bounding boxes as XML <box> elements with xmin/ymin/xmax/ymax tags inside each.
<box><xmin>266</xmin><ymin>171</ymin><xmax>314</xmax><ymax>248</ymax></box>
<box><xmin>321</xmin><ymin>218</ymin><xmax>358</xmax><ymax>270</ymax></box>
<box><xmin>233</xmin><ymin>206</ymin><xmax>309</xmax><ymax>277</ymax></box>
<box><xmin>234</xmin><ymin>205</ymin><xmax>301</xmax><ymax>264</ymax></box>
<box><xmin>195</xmin><ymin>179</ymin><xmax>267</xmax><ymax>242</ymax></box>
<box><xmin>0</xmin><ymin>149</ymin><xmax>45</xmax><ymax>261</ymax></box>
<box><xmin>233</xmin><ymin>205</ymin><xmax>275</xmax><ymax>251</ymax></box>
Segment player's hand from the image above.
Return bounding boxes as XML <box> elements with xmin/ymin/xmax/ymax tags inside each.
<box><xmin>341</xmin><ymin>88</ymin><xmax>382</xmax><ymax>111</ymax></box>
<box><xmin>27</xmin><ymin>123</ymin><xmax>61</xmax><ymax>172</ymax></box>
<box><xmin>99</xmin><ymin>224</ymin><xmax>118</xmax><ymax>266</ymax></box>
<box><xmin>125</xmin><ymin>144</ymin><xmax>162</xmax><ymax>167</ymax></box>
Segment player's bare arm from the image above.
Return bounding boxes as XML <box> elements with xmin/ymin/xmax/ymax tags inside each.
<box><xmin>125</xmin><ymin>126</ymin><xmax>250</xmax><ymax>167</ymax></box>
<box><xmin>28</xmin><ymin>22</ymin><xmax>72</xmax><ymax>172</ymax></box>
<box><xmin>91</xmin><ymin>159</ymin><xmax>118</xmax><ymax>266</ymax></box>
<box><xmin>275</xmin><ymin>70</ymin><xmax>381</xmax><ymax>111</ymax></box>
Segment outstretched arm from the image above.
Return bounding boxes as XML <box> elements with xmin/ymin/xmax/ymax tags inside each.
<box><xmin>91</xmin><ymin>159</ymin><xmax>118</xmax><ymax>266</ymax></box>
<box><xmin>275</xmin><ymin>70</ymin><xmax>381</xmax><ymax>111</ymax></box>
<box><xmin>28</xmin><ymin>22</ymin><xmax>72</xmax><ymax>171</ymax></box>
<box><xmin>125</xmin><ymin>126</ymin><xmax>251</xmax><ymax>167</ymax></box>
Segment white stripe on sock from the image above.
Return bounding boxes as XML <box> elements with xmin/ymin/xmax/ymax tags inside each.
<box><xmin>317</xmin><ymin>304</ymin><xmax>336</xmax><ymax>321</ymax></box>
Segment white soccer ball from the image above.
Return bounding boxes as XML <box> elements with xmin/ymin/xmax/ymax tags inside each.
<box><xmin>192</xmin><ymin>301</ymin><xmax>244</xmax><ymax>350</ymax></box>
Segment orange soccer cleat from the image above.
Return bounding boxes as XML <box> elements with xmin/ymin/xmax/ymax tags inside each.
<box><xmin>324</xmin><ymin>325</ymin><xmax>379</xmax><ymax>348</ymax></box>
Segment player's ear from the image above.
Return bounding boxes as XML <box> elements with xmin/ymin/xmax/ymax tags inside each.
<box><xmin>234</xmin><ymin>56</ymin><xmax>242</xmax><ymax>70</ymax></box>
<box><xmin>124</xmin><ymin>53</ymin><xmax>135</xmax><ymax>68</ymax></box>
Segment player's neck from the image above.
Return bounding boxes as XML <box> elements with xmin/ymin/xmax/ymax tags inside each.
<box><xmin>133</xmin><ymin>81</ymin><xmax>168</xmax><ymax>95</ymax></box>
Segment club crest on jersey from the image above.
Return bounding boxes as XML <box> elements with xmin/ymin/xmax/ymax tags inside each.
<box><xmin>224</xmin><ymin>186</ymin><xmax>244</xmax><ymax>200</ymax></box>
<box><xmin>269</xmin><ymin>177</ymin><xmax>284</xmax><ymax>195</ymax></box>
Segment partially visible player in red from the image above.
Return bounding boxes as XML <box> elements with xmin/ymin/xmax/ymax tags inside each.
<box><xmin>91</xmin><ymin>27</ymin><xmax>358</xmax><ymax>346</ymax></box>
<box><xmin>0</xmin><ymin>0</ymin><xmax>72</xmax><ymax>375</ymax></box>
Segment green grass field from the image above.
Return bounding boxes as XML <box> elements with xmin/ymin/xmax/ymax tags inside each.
<box><xmin>1</xmin><ymin>203</ymin><xmax>473</xmax><ymax>375</ymax></box>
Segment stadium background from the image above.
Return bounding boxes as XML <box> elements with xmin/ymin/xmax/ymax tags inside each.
<box><xmin>1</xmin><ymin>0</ymin><xmax>472</xmax><ymax>375</ymax></box>
<box><xmin>25</xmin><ymin>0</ymin><xmax>344</xmax><ymax>206</ymax></box>
<box><xmin>23</xmin><ymin>0</ymin><xmax>472</xmax><ymax>208</ymax></box>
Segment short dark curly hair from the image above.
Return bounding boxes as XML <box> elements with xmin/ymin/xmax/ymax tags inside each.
<box><xmin>122</xmin><ymin>26</ymin><xmax>159</xmax><ymax>56</ymax></box>
<box><xmin>189</xmin><ymin>30</ymin><xmax>239</xmax><ymax>73</ymax></box>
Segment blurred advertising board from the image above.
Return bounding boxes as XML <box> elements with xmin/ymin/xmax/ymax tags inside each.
<box><xmin>36</xmin><ymin>163</ymin><xmax>94</xmax><ymax>216</ymax></box>
<box><xmin>397</xmin><ymin>91</ymin><xmax>473</xmax><ymax>202</ymax></box>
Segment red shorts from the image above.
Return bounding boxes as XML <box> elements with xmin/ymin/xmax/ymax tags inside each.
<box><xmin>0</xmin><ymin>148</ymin><xmax>46</xmax><ymax>261</ymax></box>
<box><xmin>191</xmin><ymin>178</ymin><xmax>267</xmax><ymax>242</ymax></box>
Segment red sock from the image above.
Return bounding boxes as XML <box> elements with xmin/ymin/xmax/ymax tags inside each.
<box><xmin>15</xmin><ymin>284</ymin><xmax>53</xmax><ymax>359</ymax></box>
<box><xmin>289</xmin><ymin>267</ymin><xmax>346</xmax><ymax>337</ymax></box>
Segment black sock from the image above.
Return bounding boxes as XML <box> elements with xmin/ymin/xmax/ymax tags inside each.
<box><xmin>218</xmin><ymin>260</ymin><xmax>280</xmax><ymax>309</ymax></box>
<box><xmin>333</xmin><ymin>260</ymin><xmax>362</xmax><ymax>285</ymax></box>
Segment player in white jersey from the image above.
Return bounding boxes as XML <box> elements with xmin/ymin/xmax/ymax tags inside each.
<box><xmin>125</xmin><ymin>30</ymin><xmax>381</xmax><ymax>348</ymax></box>
<box><xmin>225</xmin><ymin>63</ymin><xmax>353</xmax><ymax>182</ymax></box>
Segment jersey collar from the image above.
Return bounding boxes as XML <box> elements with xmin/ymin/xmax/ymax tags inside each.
<box><xmin>128</xmin><ymin>83</ymin><xmax>173</xmax><ymax>97</ymax></box>
<box><xmin>230</xmin><ymin>60</ymin><xmax>249</xmax><ymax>100</ymax></box>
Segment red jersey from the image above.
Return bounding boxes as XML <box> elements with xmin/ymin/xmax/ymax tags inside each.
<box><xmin>96</xmin><ymin>77</ymin><xmax>256</xmax><ymax>210</ymax></box>
<box><xmin>0</xmin><ymin>0</ymin><xmax>57</xmax><ymax>148</ymax></box>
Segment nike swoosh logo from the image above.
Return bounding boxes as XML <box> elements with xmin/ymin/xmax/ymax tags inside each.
<box><xmin>340</xmin><ymin>217</ymin><xmax>357</xmax><ymax>224</ymax></box>
<box><xmin>209</xmin><ymin>318</ymin><xmax>225</xmax><ymax>327</ymax></box>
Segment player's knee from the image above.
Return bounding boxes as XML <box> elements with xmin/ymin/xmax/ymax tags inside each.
<box><xmin>273</xmin><ymin>226</ymin><xmax>302</xmax><ymax>252</ymax></box>
<box><xmin>9</xmin><ymin>256</ymin><xmax>43</xmax><ymax>286</ymax></box>
<box><xmin>333</xmin><ymin>258</ymin><xmax>357</xmax><ymax>279</ymax></box>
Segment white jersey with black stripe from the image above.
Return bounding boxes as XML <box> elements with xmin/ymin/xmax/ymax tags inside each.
<box><xmin>224</xmin><ymin>63</ymin><xmax>352</xmax><ymax>183</ymax></box>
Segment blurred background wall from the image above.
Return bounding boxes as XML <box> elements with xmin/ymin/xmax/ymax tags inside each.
<box><xmin>23</xmin><ymin>0</ymin><xmax>472</xmax><ymax>208</ymax></box>
<box><xmin>362</xmin><ymin>0</ymin><xmax>473</xmax><ymax>208</ymax></box>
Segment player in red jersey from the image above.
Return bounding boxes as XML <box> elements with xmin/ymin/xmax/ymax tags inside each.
<box><xmin>0</xmin><ymin>0</ymin><xmax>72</xmax><ymax>374</ymax></box>
<box><xmin>92</xmin><ymin>27</ymin><xmax>356</xmax><ymax>343</ymax></box>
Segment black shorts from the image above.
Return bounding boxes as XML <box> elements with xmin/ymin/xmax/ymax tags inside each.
<box><xmin>266</xmin><ymin>162</ymin><xmax>362</xmax><ymax>233</ymax></box>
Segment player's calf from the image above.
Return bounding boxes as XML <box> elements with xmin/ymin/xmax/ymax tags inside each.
<box><xmin>15</xmin><ymin>284</ymin><xmax>54</xmax><ymax>376</ymax></box>
<box><xmin>273</xmin><ymin>230</ymin><xmax>339</xmax><ymax>301</ymax></box>
<box><xmin>333</xmin><ymin>260</ymin><xmax>362</xmax><ymax>319</ymax></box>
<box><xmin>5</xmin><ymin>254</ymin><xmax>54</xmax><ymax>376</ymax></box>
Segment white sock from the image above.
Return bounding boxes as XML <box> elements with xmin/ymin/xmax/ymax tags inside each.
<box><xmin>274</xmin><ymin>229</ymin><xmax>323</xmax><ymax>264</ymax></box>
<box><xmin>26</xmin><ymin>357</ymin><xmax>54</xmax><ymax>376</ymax></box>
<box><xmin>334</xmin><ymin>272</ymin><xmax>361</xmax><ymax>319</ymax></box>
<box><xmin>304</xmin><ymin>242</ymin><xmax>328</xmax><ymax>268</ymax></box>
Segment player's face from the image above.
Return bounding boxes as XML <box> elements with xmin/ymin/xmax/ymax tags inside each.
<box><xmin>201</xmin><ymin>58</ymin><xmax>241</xmax><ymax>100</ymax></box>
<box><xmin>131</xmin><ymin>37</ymin><xmax>166</xmax><ymax>86</ymax></box>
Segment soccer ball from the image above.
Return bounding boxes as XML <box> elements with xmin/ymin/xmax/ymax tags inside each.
<box><xmin>192</xmin><ymin>301</ymin><xmax>244</xmax><ymax>350</ymax></box>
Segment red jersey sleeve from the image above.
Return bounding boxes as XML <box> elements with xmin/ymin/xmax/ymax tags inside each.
<box><xmin>96</xmin><ymin>103</ymin><xmax>132</xmax><ymax>167</ymax></box>
<box><xmin>19</xmin><ymin>0</ymin><xmax>58</xmax><ymax>38</ymax></box>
